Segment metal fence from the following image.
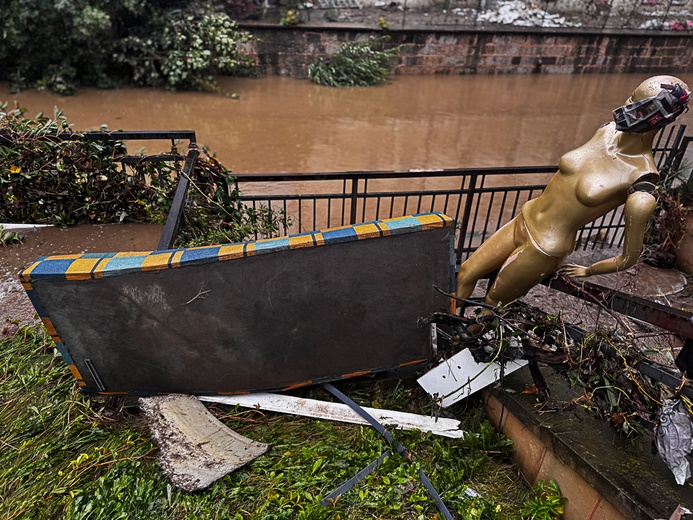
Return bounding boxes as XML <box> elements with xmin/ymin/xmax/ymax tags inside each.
<box><xmin>234</xmin><ymin>124</ymin><xmax>689</xmax><ymax>263</ymax></box>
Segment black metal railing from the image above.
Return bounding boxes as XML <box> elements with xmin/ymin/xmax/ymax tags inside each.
<box><xmin>234</xmin><ymin>124</ymin><xmax>688</xmax><ymax>262</ymax></box>
<box><xmin>3</xmin><ymin>124</ymin><xmax>686</xmax><ymax>259</ymax></box>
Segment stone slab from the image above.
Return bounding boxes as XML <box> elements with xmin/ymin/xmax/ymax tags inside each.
<box><xmin>484</xmin><ymin>366</ymin><xmax>693</xmax><ymax>520</ymax></box>
<box><xmin>140</xmin><ymin>394</ymin><xmax>269</xmax><ymax>491</ymax></box>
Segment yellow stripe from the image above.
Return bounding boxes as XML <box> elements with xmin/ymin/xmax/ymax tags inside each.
<box><xmin>92</xmin><ymin>257</ymin><xmax>111</xmax><ymax>279</ymax></box>
<box><xmin>45</xmin><ymin>254</ymin><xmax>82</xmax><ymax>260</ymax></box>
<box><xmin>416</xmin><ymin>213</ymin><xmax>452</xmax><ymax>229</ymax></box>
<box><xmin>218</xmin><ymin>244</ymin><xmax>246</xmax><ymax>260</ymax></box>
<box><xmin>378</xmin><ymin>222</ymin><xmax>392</xmax><ymax>236</ymax></box>
<box><xmin>313</xmin><ymin>232</ymin><xmax>325</xmax><ymax>246</ymax></box>
<box><xmin>51</xmin><ymin>335</ymin><xmax>62</xmax><ymax>343</ymax></box>
<box><xmin>245</xmin><ymin>242</ymin><xmax>256</xmax><ymax>257</ymax></box>
<box><xmin>19</xmin><ymin>261</ymin><xmax>42</xmax><ymax>282</ymax></box>
<box><xmin>21</xmin><ymin>282</ymin><xmax>33</xmax><ymax>291</ymax></box>
<box><xmin>141</xmin><ymin>253</ymin><xmax>173</xmax><ymax>271</ymax></box>
<box><xmin>353</xmin><ymin>223</ymin><xmax>381</xmax><ymax>239</ymax></box>
<box><xmin>114</xmin><ymin>251</ymin><xmax>152</xmax><ymax>258</ymax></box>
<box><xmin>171</xmin><ymin>250</ymin><xmax>185</xmax><ymax>268</ymax></box>
<box><xmin>288</xmin><ymin>235</ymin><xmax>315</xmax><ymax>249</ymax></box>
<box><xmin>65</xmin><ymin>258</ymin><xmax>102</xmax><ymax>280</ymax></box>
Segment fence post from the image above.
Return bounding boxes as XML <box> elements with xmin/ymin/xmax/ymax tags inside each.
<box><xmin>349</xmin><ymin>177</ymin><xmax>360</xmax><ymax>225</ymax></box>
<box><xmin>158</xmin><ymin>147</ymin><xmax>199</xmax><ymax>250</ymax></box>
<box><xmin>456</xmin><ymin>173</ymin><xmax>478</xmax><ymax>264</ymax></box>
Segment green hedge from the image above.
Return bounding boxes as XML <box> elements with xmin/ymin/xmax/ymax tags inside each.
<box><xmin>0</xmin><ymin>1</ymin><xmax>255</xmax><ymax>94</ymax></box>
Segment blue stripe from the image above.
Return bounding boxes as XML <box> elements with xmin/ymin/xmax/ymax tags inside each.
<box><xmin>255</xmin><ymin>237</ymin><xmax>290</xmax><ymax>252</ymax></box>
<box><xmin>25</xmin><ymin>289</ymin><xmax>48</xmax><ymax>317</ymax></box>
<box><xmin>322</xmin><ymin>227</ymin><xmax>358</xmax><ymax>244</ymax></box>
<box><xmin>53</xmin><ymin>342</ymin><xmax>75</xmax><ymax>365</ymax></box>
<box><xmin>30</xmin><ymin>260</ymin><xmax>74</xmax><ymax>279</ymax></box>
<box><xmin>383</xmin><ymin>217</ymin><xmax>423</xmax><ymax>233</ymax></box>
<box><xmin>100</xmin><ymin>256</ymin><xmax>147</xmax><ymax>276</ymax></box>
<box><xmin>180</xmin><ymin>247</ymin><xmax>221</xmax><ymax>265</ymax></box>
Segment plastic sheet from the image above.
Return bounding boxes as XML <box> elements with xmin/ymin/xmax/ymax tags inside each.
<box><xmin>655</xmin><ymin>399</ymin><xmax>693</xmax><ymax>485</ymax></box>
<box><xmin>476</xmin><ymin>0</ymin><xmax>580</xmax><ymax>27</ymax></box>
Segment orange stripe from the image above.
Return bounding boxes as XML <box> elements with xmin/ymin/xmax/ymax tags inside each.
<box><xmin>340</xmin><ymin>369</ymin><xmax>373</xmax><ymax>379</ymax></box>
<box><xmin>398</xmin><ymin>358</ymin><xmax>427</xmax><ymax>367</ymax></box>
<box><xmin>41</xmin><ymin>318</ymin><xmax>57</xmax><ymax>336</ymax></box>
<box><xmin>281</xmin><ymin>381</ymin><xmax>313</xmax><ymax>391</ymax></box>
<box><xmin>68</xmin><ymin>365</ymin><xmax>84</xmax><ymax>381</ymax></box>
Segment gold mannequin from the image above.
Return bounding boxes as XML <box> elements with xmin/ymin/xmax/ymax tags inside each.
<box><xmin>456</xmin><ymin>75</ymin><xmax>690</xmax><ymax>311</ymax></box>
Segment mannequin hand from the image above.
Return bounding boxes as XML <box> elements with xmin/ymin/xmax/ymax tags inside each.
<box><xmin>560</xmin><ymin>264</ymin><xmax>591</xmax><ymax>278</ymax></box>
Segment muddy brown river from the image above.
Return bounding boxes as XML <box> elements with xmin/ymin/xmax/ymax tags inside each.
<box><xmin>4</xmin><ymin>74</ymin><xmax>691</xmax><ymax>172</ymax></box>
<box><xmin>2</xmin><ymin>73</ymin><xmax>692</xmax><ymax>321</ymax></box>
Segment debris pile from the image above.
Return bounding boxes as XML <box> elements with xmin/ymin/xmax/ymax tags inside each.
<box><xmin>640</xmin><ymin>19</ymin><xmax>693</xmax><ymax>30</ymax></box>
<box><xmin>476</xmin><ymin>0</ymin><xmax>581</xmax><ymax>27</ymax></box>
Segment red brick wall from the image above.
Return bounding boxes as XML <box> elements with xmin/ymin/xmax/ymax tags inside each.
<box><xmin>239</xmin><ymin>23</ymin><xmax>693</xmax><ymax>76</ymax></box>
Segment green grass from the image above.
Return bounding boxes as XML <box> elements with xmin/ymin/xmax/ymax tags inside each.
<box><xmin>1</xmin><ymin>324</ymin><xmax>550</xmax><ymax>519</ymax></box>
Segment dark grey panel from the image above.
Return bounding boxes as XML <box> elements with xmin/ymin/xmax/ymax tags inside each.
<box><xmin>33</xmin><ymin>228</ymin><xmax>454</xmax><ymax>393</ymax></box>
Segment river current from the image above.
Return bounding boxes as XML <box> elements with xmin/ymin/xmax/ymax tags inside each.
<box><xmin>4</xmin><ymin>73</ymin><xmax>691</xmax><ymax>173</ymax></box>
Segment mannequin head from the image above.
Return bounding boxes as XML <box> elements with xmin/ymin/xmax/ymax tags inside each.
<box><xmin>613</xmin><ymin>75</ymin><xmax>690</xmax><ymax>133</ymax></box>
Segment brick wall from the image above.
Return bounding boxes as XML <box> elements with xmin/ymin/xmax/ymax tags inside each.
<box><xmin>240</xmin><ymin>23</ymin><xmax>693</xmax><ymax>77</ymax></box>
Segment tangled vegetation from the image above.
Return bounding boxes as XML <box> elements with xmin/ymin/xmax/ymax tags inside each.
<box><xmin>0</xmin><ymin>322</ymin><xmax>570</xmax><ymax>519</ymax></box>
<box><xmin>435</xmin><ymin>295</ymin><xmax>682</xmax><ymax>439</ymax></box>
<box><xmin>643</xmin><ymin>160</ymin><xmax>693</xmax><ymax>268</ymax></box>
<box><xmin>0</xmin><ymin>1</ymin><xmax>255</xmax><ymax>94</ymax></box>
<box><xmin>0</xmin><ymin>225</ymin><xmax>23</xmax><ymax>247</ymax></box>
<box><xmin>308</xmin><ymin>37</ymin><xmax>400</xmax><ymax>88</ymax></box>
<box><xmin>0</xmin><ymin>104</ymin><xmax>288</xmax><ymax>247</ymax></box>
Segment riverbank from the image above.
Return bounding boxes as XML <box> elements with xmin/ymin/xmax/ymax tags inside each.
<box><xmin>239</xmin><ymin>18</ymin><xmax>693</xmax><ymax>77</ymax></box>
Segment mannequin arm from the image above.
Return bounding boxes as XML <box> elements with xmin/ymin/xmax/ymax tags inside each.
<box><xmin>563</xmin><ymin>191</ymin><xmax>657</xmax><ymax>277</ymax></box>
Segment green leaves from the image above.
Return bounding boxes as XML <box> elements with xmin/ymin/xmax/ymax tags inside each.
<box><xmin>520</xmin><ymin>480</ymin><xmax>565</xmax><ymax>519</ymax></box>
<box><xmin>0</xmin><ymin>323</ymin><xmax>539</xmax><ymax>518</ymax></box>
<box><xmin>0</xmin><ymin>224</ymin><xmax>23</xmax><ymax>246</ymax></box>
<box><xmin>308</xmin><ymin>36</ymin><xmax>400</xmax><ymax>88</ymax></box>
<box><xmin>0</xmin><ymin>106</ymin><xmax>289</xmax><ymax>245</ymax></box>
<box><xmin>0</xmin><ymin>1</ymin><xmax>255</xmax><ymax>94</ymax></box>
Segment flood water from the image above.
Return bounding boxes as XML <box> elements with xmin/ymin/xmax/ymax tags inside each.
<box><xmin>4</xmin><ymin>73</ymin><xmax>691</xmax><ymax>173</ymax></box>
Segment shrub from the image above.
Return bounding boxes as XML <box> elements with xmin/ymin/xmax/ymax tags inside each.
<box><xmin>0</xmin><ymin>104</ymin><xmax>289</xmax><ymax>246</ymax></box>
<box><xmin>308</xmin><ymin>36</ymin><xmax>400</xmax><ymax>88</ymax></box>
<box><xmin>0</xmin><ymin>1</ymin><xmax>255</xmax><ymax>94</ymax></box>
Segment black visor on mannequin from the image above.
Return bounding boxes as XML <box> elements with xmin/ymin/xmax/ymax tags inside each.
<box><xmin>613</xmin><ymin>83</ymin><xmax>690</xmax><ymax>133</ymax></box>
